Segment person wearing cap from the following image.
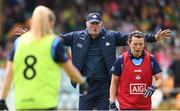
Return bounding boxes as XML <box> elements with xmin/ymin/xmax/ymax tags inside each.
<box><xmin>109</xmin><ymin>31</ymin><xmax>163</xmax><ymax>110</ymax></box>
<box><xmin>14</xmin><ymin>12</ymin><xmax>171</xmax><ymax>110</ymax></box>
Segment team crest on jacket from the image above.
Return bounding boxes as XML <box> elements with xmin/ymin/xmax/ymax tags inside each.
<box><xmin>105</xmin><ymin>42</ymin><xmax>110</xmax><ymax>46</ymax></box>
<box><xmin>130</xmin><ymin>83</ymin><xmax>146</xmax><ymax>94</ymax></box>
<box><xmin>77</xmin><ymin>43</ymin><xmax>83</xmax><ymax>48</ymax></box>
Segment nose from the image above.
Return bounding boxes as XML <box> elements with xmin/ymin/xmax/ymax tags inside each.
<box><xmin>136</xmin><ymin>45</ymin><xmax>141</xmax><ymax>48</ymax></box>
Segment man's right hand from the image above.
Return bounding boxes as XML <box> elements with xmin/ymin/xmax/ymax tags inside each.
<box><xmin>14</xmin><ymin>28</ymin><xmax>28</xmax><ymax>36</ymax></box>
<box><xmin>109</xmin><ymin>101</ymin><xmax>118</xmax><ymax>111</ymax></box>
<box><xmin>80</xmin><ymin>77</ymin><xmax>89</xmax><ymax>96</ymax></box>
<box><xmin>0</xmin><ymin>99</ymin><xmax>8</xmax><ymax>110</ymax></box>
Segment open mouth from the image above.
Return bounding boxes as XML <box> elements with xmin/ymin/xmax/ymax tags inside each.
<box><xmin>93</xmin><ymin>28</ymin><xmax>97</xmax><ymax>31</ymax></box>
<box><xmin>135</xmin><ymin>50</ymin><xmax>141</xmax><ymax>52</ymax></box>
<box><xmin>92</xmin><ymin>28</ymin><xmax>97</xmax><ymax>32</ymax></box>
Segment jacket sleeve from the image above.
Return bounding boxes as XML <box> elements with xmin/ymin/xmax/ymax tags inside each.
<box><xmin>144</xmin><ymin>34</ymin><xmax>156</xmax><ymax>43</ymax></box>
<box><xmin>114</xmin><ymin>31</ymin><xmax>129</xmax><ymax>46</ymax></box>
<box><xmin>114</xmin><ymin>31</ymin><xmax>156</xmax><ymax>46</ymax></box>
<box><xmin>59</xmin><ymin>31</ymin><xmax>77</xmax><ymax>46</ymax></box>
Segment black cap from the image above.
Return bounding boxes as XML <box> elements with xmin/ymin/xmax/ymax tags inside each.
<box><xmin>87</xmin><ymin>13</ymin><xmax>102</xmax><ymax>23</ymax></box>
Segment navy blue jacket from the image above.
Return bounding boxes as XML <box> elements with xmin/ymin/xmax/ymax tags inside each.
<box><xmin>60</xmin><ymin>28</ymin><xmax>156</xmax><ymax>86</ymax></box>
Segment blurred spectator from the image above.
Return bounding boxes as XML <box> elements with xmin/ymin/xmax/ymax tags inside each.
<box><xmin>168</xmin><ymin>48</ymin><xmax>180</xmax><ymax>88</ymax></box>
<box><xmin>156</xmin><ymin>44</ymin><xmax>171</xmax><ymax>78</ymax></box>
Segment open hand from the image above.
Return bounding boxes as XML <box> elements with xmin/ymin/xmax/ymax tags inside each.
<box><xmin>14</xmin><ymin>28</ymin><xmax>29</xmax><ymax>36</ymax></box>
<box><xmin>155</xmin><ymin>29</ymin><xmax>172</xmax><ymax>41</ymax></box>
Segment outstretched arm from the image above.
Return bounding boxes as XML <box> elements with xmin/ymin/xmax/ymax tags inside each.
<box><xmin>58</xmin><ymin>31</ymin><xmax>78</xmax><ymax>46</ymax></box>
<box><xmin>115</xmin><ymin>29</ymin><xmax>172</xmax><ymax>46</ymax></box>
<box><xmin>143</xmin><ymin>29</ymin><xmax>171</xmax><ymax>42</ymax></box>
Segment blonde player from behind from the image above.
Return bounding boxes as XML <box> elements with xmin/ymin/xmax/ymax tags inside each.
<box><xmin>0</xmin><ymin>5</ymin><xmax>88</xmax><ymax>110</ymax></box>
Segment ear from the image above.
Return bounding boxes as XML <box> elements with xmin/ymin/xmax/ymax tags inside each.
<box><xmin>127</xmin><ymin>39</ymin><xmax>130</xmax><ymax>46</ymax></box>
<box><xmin>101</xmin><ymin>23</ymin><xmax>104</xmax><ymax>28</ymax></box>
<box><xmin>86</xmin><ymin>21</ymin><xmax>88</xmax><ymax>27</ymax></box>
<box><xmin>128</xmin><ymin>42</ymin><xmax>130</xmax><ymax>47</ymax></box>
<box><xmin>144</xmin><ymin>42</ymin><xmax>146</xmax><ymax>48</ymax></box>
<box><xmin>50</xmin><ymin>20</ymin><xmax>55</xmax><ymax>28</ymax></box>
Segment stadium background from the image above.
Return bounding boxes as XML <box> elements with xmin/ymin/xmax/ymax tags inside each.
<box><xmin>0</xmin><ymin>0</ymin><xmax>179</xmax><ymax>110</ymax></box>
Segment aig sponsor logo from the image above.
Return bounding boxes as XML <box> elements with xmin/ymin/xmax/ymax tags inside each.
<box><xmin>130</xmin><ymin>83</ymin><xmax>146</xmax><ymax>94</ymax></box>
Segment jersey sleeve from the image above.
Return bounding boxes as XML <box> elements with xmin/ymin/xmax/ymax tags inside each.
<box><xmin>52</xmin><ymin>37</ymin><xmax>69</xmax><ymax>63</ymax></box>
<box><xmin>8</xmin><ymin>37</ymin><xmax>20</xmax><ymax>61</ymax></box>
<box><xmin>150</xmin><ymin>54</ymin><xmax>162</xmax><ymax>75</ymax></box>
<box><xmin>8</xmin><ymin>46</ymin><xmax>15</xmax><ymax>61</ymax></box>
<box><xmin>111</xmin><ymin>55</ymin><xmax>123</xmax><ymax>76</ymax></box>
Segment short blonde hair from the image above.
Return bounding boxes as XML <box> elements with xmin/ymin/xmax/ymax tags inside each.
<box><xmin>30</xmin><ymin>5</ymin><xmax>55</xmax><ymax>38</ymax></box>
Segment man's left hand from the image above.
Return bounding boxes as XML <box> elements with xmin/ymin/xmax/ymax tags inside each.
<box><xmin>155</xmin><ymin>29</ymin><xmax>172</xmax><ymax>41</ymax></box>
<box><xmin>80</xmin><ymin>77</ymin><xmax>89</xmax><ymax>96</ymax></box>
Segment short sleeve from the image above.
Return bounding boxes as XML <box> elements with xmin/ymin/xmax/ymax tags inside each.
<box><xmin>150</xmin><ymin>54</ymin><xmax>162</xmax><ymax>75</ymax></box>
<box><xmin>52</xmin><ymin>38</ymin><xmax>69</xmax><ymax>63</ymax></box>
<box><xmin>111</xmin><ymin>55</ymin><xmax>123</xmax><ymax>76</ymax></box>
<box><xmin>8</xmin><ymin>37</ymin><xmax>20</xmax><ymax>61</ymax></box>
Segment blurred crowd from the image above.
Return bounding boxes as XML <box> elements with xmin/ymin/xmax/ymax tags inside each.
<box><xmin>0</xmin><ymin>0</ymin><xmax>180</xmax><ymax>109</ymax></box>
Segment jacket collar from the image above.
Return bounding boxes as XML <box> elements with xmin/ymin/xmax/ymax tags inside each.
<box><xmin>85</xmin><ymin>28</ymin><xmax>106</xmax><ymax>39</ymax></box>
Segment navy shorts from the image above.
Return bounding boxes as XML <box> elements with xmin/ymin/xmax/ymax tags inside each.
<box><xmin>79</xmin><ymin>79</ymin><xmax>110</xmax><ymax>110</ymax></box>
